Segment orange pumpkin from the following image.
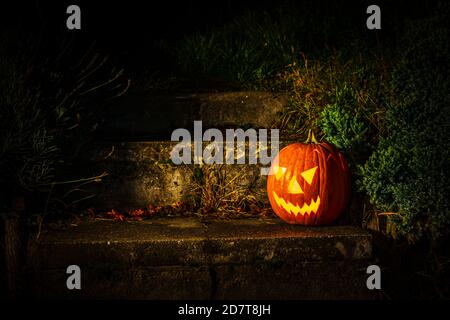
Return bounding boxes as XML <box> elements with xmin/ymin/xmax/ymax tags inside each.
<box><xmin>267</xmin><ymin>132</ymin><xmax>351</xmax><ymax>225</ymax></box>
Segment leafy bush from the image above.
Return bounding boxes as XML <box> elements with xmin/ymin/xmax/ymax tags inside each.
<box><xmin>318</xmin><ymin>85</ymin><xmax>371</xmax><ymax>164</ymax></box>
<box><xmin>358</xmin><ymin>4</ymin><xmax>450</xmax><ymax>240</ymax></box>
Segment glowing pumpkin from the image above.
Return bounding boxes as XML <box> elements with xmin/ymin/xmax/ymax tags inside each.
<box><xmin>267</xmin><ymin>132</ymin><xmax>351</xmax><ymax>225</ymax></box>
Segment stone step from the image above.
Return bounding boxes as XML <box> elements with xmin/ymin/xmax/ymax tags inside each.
<box><xmin>78</xmin><ymin>140</ymin><xmax>290</xmax><ymax>209</ymax></box>
<box><xmin>28</xmin><ymin>217</ymin><xmax>373</xmax><ymax>299</ymax></box>
<box><xmin>97</xmin><ymin>91</ymin><xmax>287</xmax><ymax>140</ymax></box>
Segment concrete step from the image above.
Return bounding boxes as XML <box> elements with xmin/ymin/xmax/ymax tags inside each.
<box><xmin>97</xmin><ymin>91</ymin><xmax>287</xmax><ymax>140</ymax></box>
<box><xmin>78</xmin><ymin>140</ymin><xmax>290</xmax><ymax>210</ymax></box>
<box><xmin>81</xmin><ymin>90</ymin><xmax>288</xmax><ymax>208</ymax></box>
<box><xmin>28</xmin><ymin>217</ymin><xmax>373</xmax><ymax>299</ymax></box>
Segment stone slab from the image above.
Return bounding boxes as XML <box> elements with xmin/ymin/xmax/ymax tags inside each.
<box><xmin>31</xmin><ymin>218</ymin><xmax>371</xmax><ymax>268</ymax></box>
<box><xmin>97</xmin><ymin>91</ymin><xmax>287</xmax><ymax>139</ymax></box>
<box><xmin>28</xmin><ymin>217</ymin><xmax>373</xmax><ymax>299</ymax></box>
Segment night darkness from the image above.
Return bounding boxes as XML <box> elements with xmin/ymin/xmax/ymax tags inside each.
<box><xmin>0</xmin><ymin>0</ymin><xmax>438</xmax><ymax>77</ymax></box>
<box><xmin>1</xmin><ymin>0</ymin><xmax>450</xmax><ymax>305</ymax></box>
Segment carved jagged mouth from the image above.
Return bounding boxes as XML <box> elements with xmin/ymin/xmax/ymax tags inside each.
<box><xmin>272</xmin><ymin>191</ymin><xmax>320</xmax><ymax>216</ymax></box>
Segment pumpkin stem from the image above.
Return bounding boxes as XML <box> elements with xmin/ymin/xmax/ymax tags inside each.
<box><xmin>305</xmin><ymin>129</ymin><xmax>319</xmax><ymax>144</ymax></box>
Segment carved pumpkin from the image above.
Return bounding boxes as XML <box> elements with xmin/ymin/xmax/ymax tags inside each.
<box><xmin>267</xmin><ymin>132</ymin><xmax>351</xmax><ymax>225</ymax></box>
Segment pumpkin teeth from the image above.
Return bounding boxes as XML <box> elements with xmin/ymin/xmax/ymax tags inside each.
<box><xmin>272</xmin><ymin>191</ymin><xmax>320</xmax><ymax>216</ymax></box>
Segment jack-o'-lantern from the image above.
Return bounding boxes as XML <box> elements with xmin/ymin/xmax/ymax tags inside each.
<box><xmin>267</xmin><ymin>131</ymin><xmax>351</xmax><ymax>225</ymax></box>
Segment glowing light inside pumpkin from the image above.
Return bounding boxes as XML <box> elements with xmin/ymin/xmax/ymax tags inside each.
<box><xmin>272</xmin><ymin>164</ymin><xmax>287</xmax><ymax>180</ymax></box>
<box><xmin>267</xmin><ymin>139</ymin><xmax>351</xmax><ymax>225</ymax></box>
<box><xmin>301</xmin><ymin>166</ymin><xmax>317</xmax><ymax>184</ymax></box>
<box><xmin>288</xmin><ymin>176</ymin><xmax>303</xmax><ymax>194</ymax></box>
<box><xmin>272</xmin><ymin>191</ymin><xmax>321</xmax><ymax>216</ymax></box>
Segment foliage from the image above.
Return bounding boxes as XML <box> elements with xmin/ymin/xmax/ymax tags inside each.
<box><xmin>0</xmin><ymin>54</ymin><xmax>58</xmax><ymax>191</ymax></box>
<box><xmin>319</xmin><ymin>102</ymin><xmax>367</xmax><ymax>152</ymax></box>
<box><xmin>242</xmin><ymin>3</ymin><xmax>450</xmax><ymax>241</ymax></box>
<box><xmin>0</xmin><ymin>31</ymin><xmax>128</xmax><ymax>214</ymax></box>
<box><xmin>278</xmin><ymin>51</ymin><xmax>387</xmax><ymax>142</ymax></box>
<box><xmin>173</xmin><ymin>9</ymin><xmax>297</xmax><ymax>86</ymax></box>
<box><xmin>276</xmin><ymin>58</ymin><xmax>334</xmax><ymax>138</ymax></box>
<box><xmin>318</xmin><ymin>85</ymin><xmax>374</xmax><ymax>166</ymax></box>
<box><xmin>358</xmin><ymin>4</ymin><xmax>450</xmax><ymax>240</ymax></box>
<box><xmin>171</xmin><ymin>1</ymin><xmax>365</xmax><ymax>88</ymax></box>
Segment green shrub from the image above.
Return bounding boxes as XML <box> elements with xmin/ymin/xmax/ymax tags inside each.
<box><xmin>358</xmin><ymin>4</ymin><xmax>450</xmax><ymax>240</ymax></box>
<box><xmin>318</xmin><ymin>85</ymin><xmax>371</xmax><ymax>165</ymax></box>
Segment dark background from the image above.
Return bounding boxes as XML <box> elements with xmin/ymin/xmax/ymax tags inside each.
<box><xmin>0</xmin><ymin>0</ymin><xmax>441</xmax><ymax>75</ymax></box>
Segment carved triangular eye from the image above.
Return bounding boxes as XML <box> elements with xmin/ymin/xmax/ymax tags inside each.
<box><xmin>272</xmin><ymin>164</ymin><xmax>287</xmax><ymax>180</ymax></box>
<box><xmin>288</xmin><ymin>176</ymin><xmax>303</xmax><ymax>194</ymax></box>
<box><xmin>301</xmin><ymin>166</ymin><xmax>318</xmax><ymax>185</ymax></box>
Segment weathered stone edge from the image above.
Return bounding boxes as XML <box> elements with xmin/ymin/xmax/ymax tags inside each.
<box><xmin>31</xmin><ymin>229</ymin><xmax>371</xmax><ymax>268</ymax></box>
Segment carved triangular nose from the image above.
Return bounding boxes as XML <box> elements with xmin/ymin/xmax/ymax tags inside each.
<box><xmin>288</xmin><ymin>176</ymin><xmax>303</xmax><ymax>194</ymax></box>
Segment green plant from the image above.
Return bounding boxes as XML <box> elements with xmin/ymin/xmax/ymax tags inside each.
<box><xmin>278</xmin><ymin>51</ymin><xmax>387</xmax><ymax>140</ymax></box>
<box><xmin>171</xmin><ymin>0</ymin><xmax>368</xmax><ymax>88</ymax></box>
<box><xmin>319</xmin><ymin>104</ymin><xmax>367</xmax><ymax>151</ymax></box>
<box><xmin>318</xmin><ymin>85</ymin><xmax>372</xmax><ymax>165</ymax></box>
<box><xmin>173</xmin><ymin>9</ymin><xmax>298</xmax><ymax>87</ymax></box>
<box><xmin>358</xmin><ymin>4</ymin><xmax>450</xmax><ymax>240</ymax></box>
